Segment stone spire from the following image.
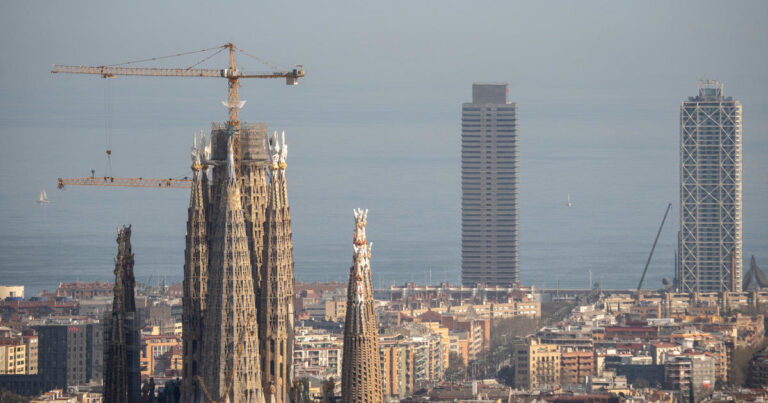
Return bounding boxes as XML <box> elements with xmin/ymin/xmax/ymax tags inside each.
<box><xmin>182</xmin><ymin>131</ymin><xmax>210</xmax><ymax>402</ymax></box>
<box><xmin>103</xmin><ymin>225</ymin><xmax>141</xmax><ymax>403</ymax></box>
<box><xmin>259</xmin><ymin>131</ymin><xmax>295</xmax><ymax>403</ymax></box>
<box><xmin>209</xmin><ymin>122</ymin><xmax>270</xmax><ymax>311</ymax></box>
<box><xmin>341</xmin><ymin>209</ymin><xmax>383</xmax><ymax>403</ymax></box>
<box><xmin>201</xmin><ymin>135</ymin><xmax>265</xmax><ymax>403</ymax></box>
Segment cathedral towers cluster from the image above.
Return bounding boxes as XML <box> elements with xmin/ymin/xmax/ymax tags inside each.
<box><xmin>181</xmin><ymin>123</ymin><xmax>383</xmax><ymax>402</ymax></box>
<box><xmin>182</xmin><ymin>124</ymin><xmax>294</xmax><ymax>403</ymax></box>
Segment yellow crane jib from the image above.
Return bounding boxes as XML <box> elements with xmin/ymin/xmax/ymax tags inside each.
<box><xmin>57</xmin><ymin>177</ymin><xmax>192</xmax><ymax>190</ymax></box>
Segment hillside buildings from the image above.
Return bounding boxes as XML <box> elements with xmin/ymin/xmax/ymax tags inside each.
<box><xmin>461</xmin><ymin>83</ymin><xmax>519</xmax><ymax>287</ymax></box>
<box><xmin>678</xmin><ymin>80</ymin><xmax>743</xmax><ymax>292</ymax></box>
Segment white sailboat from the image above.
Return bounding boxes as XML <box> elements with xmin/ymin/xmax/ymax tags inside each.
<box><xmin>37</xmin><ymin>189</ymin><xmax>49</xmax><ymax>204</ymax></box>
<box><xmin>566</xmin><ymin>193</ymin><xmax>572</xmax><ymax>207</ymax></box>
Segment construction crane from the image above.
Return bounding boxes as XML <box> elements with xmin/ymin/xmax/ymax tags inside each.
<box><xmin>637</xmin><ymin>203</ymin><xmax>673</xmax><ymax>293</ymax></box>
<box><xmin>52</xmin><ymin>43</ymin><xmax>304</xmax><ymax>178</ymax></box>
<box><xmin>58</xmin><ymin>176</ymin><xmax>191</xmax><ymax>190</ymax></box>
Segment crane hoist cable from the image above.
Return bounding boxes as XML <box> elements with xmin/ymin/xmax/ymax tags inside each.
<box><xmin>103</xmin><ymin>78</ymin><xmax>114</xmax><ymax>177</ymax></box>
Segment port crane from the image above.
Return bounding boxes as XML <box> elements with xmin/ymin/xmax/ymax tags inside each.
<box><xmin>52</xmin><ymin>43</ymin><xmax>304</xmax><ymax>184</ymax></box>
<box><xmin>637</xmin><ymin>203</ymin><xmax>673</xmax><ymax>293</ymax></box>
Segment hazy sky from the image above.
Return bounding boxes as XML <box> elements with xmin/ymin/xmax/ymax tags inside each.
<box><xmin>1</xmin><ymin>1</ymin><xmax>766</xmax><ymax>291</ymax></box>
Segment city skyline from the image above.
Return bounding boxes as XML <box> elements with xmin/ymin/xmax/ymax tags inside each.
<box><xmin>0</xmin><ymin>2</ymin><xmax>767</xmax><ymax>401</ymax></box>
<box><xmin>1</xmin><ymin>1</ymin><xmax>766</xmax><ymax>294</ymax></box>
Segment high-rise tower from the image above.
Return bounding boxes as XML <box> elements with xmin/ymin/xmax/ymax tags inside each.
<box><xmin>103</xmin><ymin>225</ymin><xmax>141</xmax><ymax>403</ymax></box>
<box><xmin>182</xmin><ymin>132</ymin><xmax>210</xmax><ymax>402</ymax></box>
<box><xmin>200</xmin><ymin>136</ymin><xmax>265</xmax><ymax>403</ymax></box>
<box><xmin>259</xmin><ymin>131</ymin><xmax>295</xmax><ymax>403</ymax></box>
<box><xmin>341</xmin><ymin>209</ymin><xmax>383</xmax><ymax>403</ymax></box>
<box><xmin>461</xmin><ymin>83</ymin><xmax>519</xmax><ymax>286</ymax></box>
<box><xmin>678</xmin><ymin>80</ymin><xmax>742</xmax><ymax>292</ymax></box>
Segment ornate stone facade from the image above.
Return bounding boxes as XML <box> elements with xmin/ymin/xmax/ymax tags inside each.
<box><xmin>182</xmin><ymin>132</ymin><xmax>210</xmax><ymax>402</ymax></box>
<box><xmin>182</xmin><ymin>124</ymin><xmax>295</xmax><ymax>402</ymax></box>
<box><xmin>103</xmin><ymin>225</ymin><xmax>141</xmax><ymax>403</ymax></box>
<box><xmin>341</xmin><ymin>209</ymin><xmax>383</xmax><ymax>403</ymax></box>
<box><xmin>259</xmin><ymin>131</ymin><xmax>295</xmax><ymax>403</ymax></box>
<box><xmin>200</xmin><ymin>137</ymin><xmax>265</xmax><ymax>403</ymax></box>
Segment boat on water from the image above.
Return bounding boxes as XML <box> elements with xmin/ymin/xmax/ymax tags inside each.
<box><xmin>37</xmin><ymin>189</ymin><xmax>49</xmax><ymax>204</ymax></box>
<box><xmin>566</xmin><ymin>193</ymin><xmax>573</xmax><ymax>207</ymax></box>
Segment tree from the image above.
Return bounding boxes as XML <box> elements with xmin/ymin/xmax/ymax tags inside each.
<box><xmin>446</xmin><ymin>352</ymin><xmax>467</xmax><ymax>382</ymax></box>
<box><xmin>729</xmin><ymin>338</ymin><xmax>768</xmax><ymax>386</ymax></box>
<box><xmin>322</xmin><ymin>377</ymin><xmax>336</xmax><ymax>402</ymax></box>
<box><xmin>497</xmin><ymin>365</ymin><xmax>515</xmax><ymax>387</ymax></box>
<box><xmin>0</xmin><ymin>389</ymin><xmax>28</xmax><ymax>403</ymax></box>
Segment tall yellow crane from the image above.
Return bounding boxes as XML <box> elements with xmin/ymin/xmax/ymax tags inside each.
<box><xmin>52</xmin><ymin>43</ymin><xmax>304</xmax><ymax>179</ymax></box>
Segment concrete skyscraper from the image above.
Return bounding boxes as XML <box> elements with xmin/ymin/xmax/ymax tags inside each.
<box><xmin>461</xmin><ymin>83</ymin><xmax>519</xmax><ymax>286</ymax></box>
<box><xmin>259</xmin><ymin>131</ymin><xmax>295</xmax><ymax>403</ymax></box>
<box><xmin>341</xmin><ymin>209</ymin><xmax>383</xmax><ymax>403</ymax></box>
<box><xmin>678</xmin><ymin>80</ymin><xmax>742</xmax><ymax>292</ymax></box>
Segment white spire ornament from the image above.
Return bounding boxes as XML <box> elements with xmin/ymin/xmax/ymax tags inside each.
<box><xmin>268</xmin><ymin>130</ymin><xmax>288</xmax><ymax>179</ymax></box>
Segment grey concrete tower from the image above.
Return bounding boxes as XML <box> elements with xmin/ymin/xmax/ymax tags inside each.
<box><xmin>103</xmin><ymin>225</ymin><xmax>141</xmax><ymax>403</ymax></box>
<box><xmin>201</xmin><ymin>136</ymin><xmax>265</xmax><ymax>403</ymax></box>
<box><xmin>182</xmin><ymin>132</ymin><xmax>210</xmax><ymax>402</ymax></box>
<box><xmin>678</xmin><ymin>80</ymin><xmax>742</xmax><ymax>292</ymax></box>
<box><xmin>461</xmin><ymin>83</ymin><xmax>519</xmax><ymax>286</ymax></box>
<box><xmin>341</xmin><ymin>209</ymin><xmax>383</xmax><ymax>403</ymax></box>
<box><xmin>259</xmin><ymin>131</ymin><xmax>294</xmax><ymax>403</ymax></box>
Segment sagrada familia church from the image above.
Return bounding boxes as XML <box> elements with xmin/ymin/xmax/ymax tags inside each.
<box><xmin>104</xmin><ymin>123</ymin><xmax>383</xmax><ymax>402</ymax></box>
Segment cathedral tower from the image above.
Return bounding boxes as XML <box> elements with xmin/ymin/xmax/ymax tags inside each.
<box><xmin>341</xmin><ymin>209</ymin><xmax>383</xmax><ymax>403</ymax></box>
<box><xmin>182</xmin><ymin>132</ymin><xmax>210</xmax><ymax>402</ymax></box>
<box><xmin>200</xmin><ymin>135</ymin><xmax>265</xmax><ymax>403</ymax></box>
<box><xmin>103</xmin><ymin>225</ymin><xmax>141</xmax><ymax>403</ymax></box>
<box><xmin>259</xmin><ymin>131</ymin><xmax>295</xmax><ymax>403</ymax></box>
<box><xmin>210</xmin><ymin>122</ymin><xmax>270</xmax><ymax>302</ymax></box>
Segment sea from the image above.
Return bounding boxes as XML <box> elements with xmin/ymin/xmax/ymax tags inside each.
<box><xmin>1</xmin><ymin>83</ymin><xmax>766</xmax><ymax>296</ymax></box>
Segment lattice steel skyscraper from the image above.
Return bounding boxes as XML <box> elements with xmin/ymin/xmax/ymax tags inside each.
<box><xmin>461</xmin><ymin>83</ymin><xmax>519</xmax><ymax>286</ymax></box>
<box><xmin>678</xmin><ymin>80</ymin><xmax>742</xmax><ymax>292</ymax></box>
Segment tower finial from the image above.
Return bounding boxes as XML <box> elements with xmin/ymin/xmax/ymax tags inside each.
<box><xmin>268</xmin><ymin>130</ymin><xmax>288</xmax><ymax>175</ymax></box>
<box><xmin>191</xmin><ymin>130</ymin><xmax>210</xmax><ymax>172</ymax></box>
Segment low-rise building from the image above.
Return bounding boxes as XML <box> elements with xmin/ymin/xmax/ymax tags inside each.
<box><xmin>664</xmin><ymin>354</ymin><xmax>715</xmax><ymax>402</ymax></box>
<box><xmin>513</xmin><ymin>338</ymin><xmax>560</xmax><ymax>390</ymax></box>
<box><xmin>140</xmin><ymin>334</ymin><xmax>181</xmax><ymax>378</ymax></box>
<box><xmin>0</xmin><ymin>337</ymin><xmax>26</xmax><ymax>374</ymax></box>
<box><xmin>560</xmin><ymin>349</ymin><xmax>593</xmax><ymax>385</ymax></box>
<box><xmin>56</xmin><ymin>282</ymin><xmax>112</xmax><ymax>300</ymax></box>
